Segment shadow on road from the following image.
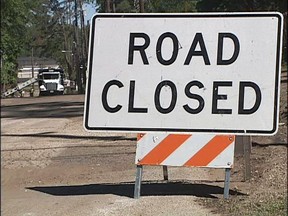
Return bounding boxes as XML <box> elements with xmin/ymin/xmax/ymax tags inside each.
<box><xmin>1</xmin><ymin>101</ymin><xmax>84</xmax><ymax>119</ymax></box>
<box><xmin>2</xmin><ymin>132</ymin><xmax>136</xmax><ymax>142</ymax></box>
<box><xmin>27</xmin><ymin>181</ymin><xmax>245</xmax><ymax>199</ymax></box>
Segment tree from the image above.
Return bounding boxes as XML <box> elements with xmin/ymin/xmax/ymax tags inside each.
<box><xmin>1</xmin><ymin>0</ymin><xmax>93</xmax><ymax>93</ymax></box>
<box><xmin>147</xmin><ymin>0</ymin><xmax>197</xmax><ymax>13</ymax></box>
<box><xmin>0</xmin><ymin>0</ymin><xmax>36</xmax><ymax>91</ymax></box>
<box><xmin>196</xmin><ymin>0</ymin><xmax>287</xmax><ymax>63</ymax></box>
<box><xmin>95</xmin><ymin>0</ymin><xmax>197</xmax><ymax>13</ymax></box>
<box><xmin>196</xmin><ymin>0</ymin><xmax>287</xmax><ymax>12</ymax></box>
<box><xmin>20</xmin><ymin>0</ymin><xmax>91</xmax><ymax>93</ymax></box>
<box><xmin>21</xmin><ymin>0</ymin><xmax>74</xmax><ymax>78</ymax></box>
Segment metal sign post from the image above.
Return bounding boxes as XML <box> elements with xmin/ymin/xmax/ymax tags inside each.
<box><xmin>163</xmin><ymin>166</ymin><xmax>168</xmax><ymax>181</ymax></box>
<box><xmin>134</xmin><ymin>165</ymin><xmax>233</xmax><ymax>199</ymax></box>
<box><xmin>134</xmin><ymin>165</ymin><xmax>143</xmax><ymax>199</ymax></box>
<box><xmin>83</xmin><ymin>12</ymin><xmax>283</xmax><ymax>200</ymax></box>
<box><xmin>224</xmin><ymin>168</ymin><xmax>232</xmax><ymax>199</ymax></box>
<box><xmin>235</xmin><ymin>136</ymin><xmax>252</xmax><ymax>181</ymax></box>
<box><xmin>134</xmin><ymin>165</ymin><xmax>169</xmax><ymax>199</ymax></box>
<box><xmin>134</xmin><ymin>133</ymin><xmax>235</xmax><ymax>199</ymax></box>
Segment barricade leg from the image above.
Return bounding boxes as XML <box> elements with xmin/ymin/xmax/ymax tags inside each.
<box><xmin>163</xmin><ymin>166</ymin><xmax>168</xmax><ymax>180</ymax></box>
<box><xmin>224</xmin><ymin>168</ymin><xmax>231</xmax><ymax>199</ymax></box>
<box><xmin>134</xmin><ymin>165</ymin><xmax>143</xmax><ymax>199</ymax></box>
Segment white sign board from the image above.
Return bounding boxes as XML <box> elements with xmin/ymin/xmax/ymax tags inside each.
<box><xmin>84</xmin><ymin>13</ymin><xmax>283</xmax><ymax>135</ymax></box>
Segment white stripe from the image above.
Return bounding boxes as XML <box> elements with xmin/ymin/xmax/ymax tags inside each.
<box><xmin>135</xmin><ymin>133</ymin><xmax>168</xmax><ymax>163</ymax></box>
<box><xmin>207</xmin><ymin>142</ymin><xmax>235</xmax><ymax>168</ymax></box>
<box><xmin>161</xmin><ymin>134</ymin><xmax>215</xmax><ymax>166</ymax></box>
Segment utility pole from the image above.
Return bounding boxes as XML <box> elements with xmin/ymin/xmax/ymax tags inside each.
<box><xmin>79</xmin><ymin>0</ymin><xmax>87</xmax><ymax>90</ymax></box>
<box><xmin>74</xmin><ymin>0</ymin><xmax>83</xmax><ymax>94</ymax></box>
<box><xmin>31</xmin><ymin>47</ymin><xmax>34</xmax><ymax>97</ymax></box>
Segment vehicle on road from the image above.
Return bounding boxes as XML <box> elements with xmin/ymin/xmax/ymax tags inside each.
<box><xmin>38</xmin><ymin>68</ymin><xmax>65</xmax><ymax>96</ymax></box>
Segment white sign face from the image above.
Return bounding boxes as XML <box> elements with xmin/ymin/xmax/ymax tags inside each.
<box><xmin>84</xmin><ymin>13</ymin><xmax>283</xmax><ymax>135</ymax></box>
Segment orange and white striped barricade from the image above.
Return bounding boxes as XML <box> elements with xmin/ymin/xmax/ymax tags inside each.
<box><xmin>134</xmin><ymin>133</ymin><xmax>235</xmax><ymax>199</ymax></box>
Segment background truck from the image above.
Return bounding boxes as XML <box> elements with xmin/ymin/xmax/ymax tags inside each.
<box><xmin>38</xmin><ymin>68</ymin><xmax>65</xmax><ymax>96</ymax></box>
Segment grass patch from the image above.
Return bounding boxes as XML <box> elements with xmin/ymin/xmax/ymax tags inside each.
<box><xmin>245</xmin><ymin>196</ymin><xmax>287</xmax><ymax>216</ymax></box>
<box><xmin>200</xmin><ymin>192</ymin><xmax>287</xmax><ymax>215</ymax></box>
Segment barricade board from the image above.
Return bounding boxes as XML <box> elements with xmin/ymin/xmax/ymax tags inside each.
<box><xmin>84</xmin><ymin>13</ymin><xmax>283</xmax><ymax>135</ymax></box>
<box><xmin>135</xmin><ymin>133</ymin><xmax>235</xmax><ymax>168</ymax></box>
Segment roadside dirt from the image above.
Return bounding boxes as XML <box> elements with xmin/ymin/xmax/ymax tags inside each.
<box><xmin>198</xmin><ymin>73</ymin><xmax>287</xmax><ymax>215</ymax></box>
<box><xmin>1</xmin><ymin>95</ymin><xmax>224</xmax><ymax>216</ymax></box>
<box><xmin>1</xmin><ymin>73</ymin><xmax>287</xmax><ymax>215</ymax></box>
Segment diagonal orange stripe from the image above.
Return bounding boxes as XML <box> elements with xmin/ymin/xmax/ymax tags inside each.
<box><xmin>139</xmin><ymin>134</ymin><xmax>191</xmax><ymax>165</ymax></box>
<box><xmin>184</xmin><ymin>135</ymin><xmax>234</xmax><ymax>167</ymax></box>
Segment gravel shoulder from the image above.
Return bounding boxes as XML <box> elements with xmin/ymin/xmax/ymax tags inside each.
<box><xmin>1</xmin><ymin>76</ymin><xmax>287</xmax><ymax>215</ymax></box>
<box><xmin>1</xmin><ymin>95</ymin><xmax>223</xmax><ymax>216</ymax></box>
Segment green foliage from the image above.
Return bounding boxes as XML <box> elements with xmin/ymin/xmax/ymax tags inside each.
<box><xmin>196</xmin><ymin>0</ymin><xmax>287</xmax><ymax>12</ymax></box>
<box><xmin>248</xmin><ymin>196</ymin><xmax>287</xmax><ymax>216</ymax></box>
<box><xmin>96</xmin><ymin>0</ymin><xmax>134</xmax><ymax>12</ymax></box>
<box><xmin>96</xmin><ymin>0</ymin><xmax>197</xmax><ymax>13</ymax></box>
<box><xmin>147</xmin><ymin>0</ymin><xmax>197</xmax><ymax>13</ymax></box>
<box><xmin>1</xmin><ymin>61</ymin><xmax>17</xmax><ymax>85</ymax></box>
<box><xmin>117</xmin><ymin>0</ymin><xmax>135</xmax><ymax>13</ymax></box>
<box><xmin>196</xmin><ymin>0</ymin><xmax>287</xmax><ymax>63</ymax></box>
<box><xmin>1</xmin><ymin>0</ymin><xmax>35</xmax><ymax>88</ymax></box>
<box><xmin>1</xmin><ymin>0</ymin><xmax>286</xmax><ymax>91</ymax></box>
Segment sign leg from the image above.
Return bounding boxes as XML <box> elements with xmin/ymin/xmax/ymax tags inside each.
<box><xmin>235</xmin><ymin>136</ymin><xmax>251</xmax><ymax>181</ymax></box>
<box><xmin>163</xmin><ymin>166</ymin><xmax>168</xmax><ymax>181</ymax></box>
<box><xmin>134</xmin><ymin>165</ymin><xmax>143</xmax><ymax>199</ymax></box>
<box><xmin>224</xmin><ymin>168</ymin><xmax>231</xmax><ymax>199</ymax></box>
<box><xmin>244</xmin><ymin>136</ymin><xmax>251</xmax><ymax>181</ymax></box>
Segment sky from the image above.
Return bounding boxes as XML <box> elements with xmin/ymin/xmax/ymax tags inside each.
<box><xmin>83</xmin><ymin>3</ymin><xmax>98</xmax><ymax>24</ymax></box>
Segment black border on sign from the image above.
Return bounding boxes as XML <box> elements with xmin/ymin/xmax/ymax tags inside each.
<box><xmin>84</xmin><ymin>13</ymin><xmax>283</xmax><ymax>135</ymax></box>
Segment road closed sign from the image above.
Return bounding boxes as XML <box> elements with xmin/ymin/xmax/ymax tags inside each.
<box><xmin>84</xmin><ymin>13</ymin><xmax>283</xmax><ymax>135</ymax></box>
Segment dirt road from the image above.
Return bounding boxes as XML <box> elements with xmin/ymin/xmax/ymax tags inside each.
<box><xmin>1</xmin><ymin>95</ymin><xmax>229</xmax><ymax>216</ymax></box>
